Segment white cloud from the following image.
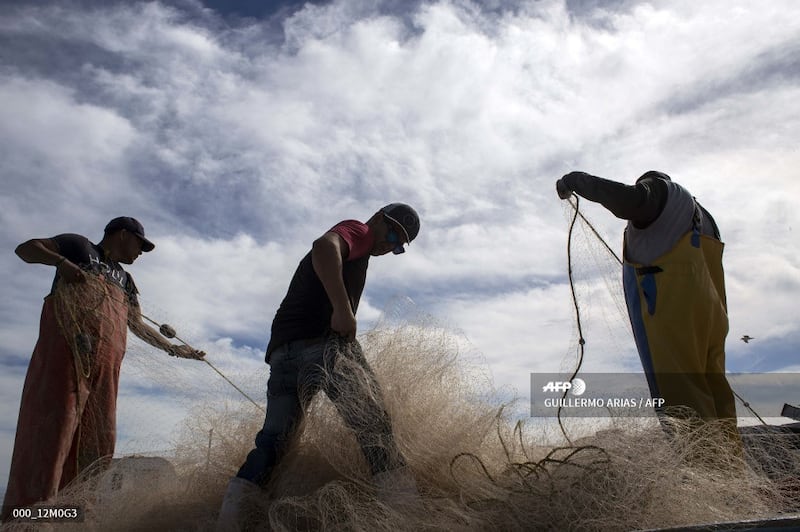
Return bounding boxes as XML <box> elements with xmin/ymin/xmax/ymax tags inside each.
<box><xmin>0</xmin><ymin>78</ymin><xmax>139</xmax><ymax>234</ymax></box>
<box><xmin>131</xmin><ymin>233</ymin><xmax>304</xmax><ymax>341</ymax></box>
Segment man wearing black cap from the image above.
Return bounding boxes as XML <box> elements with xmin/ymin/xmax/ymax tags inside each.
<box><xmin>2</xmin><ymin>217</ymin><xmax>204</xmax><ymax>521</ymax></box>
<box><xmin>218</xmin><ymin>204</ymin><xmax>422</xmax><ymax>527</ymax></box>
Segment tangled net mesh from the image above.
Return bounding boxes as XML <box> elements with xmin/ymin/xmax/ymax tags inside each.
<box><xmin>51</xmin><ymin>274</ymin><xmax>121</xmax><ymax>380</ymax></box>
<box><xmin>5</xmin><ymin>215</ymin><xmax>800</xmax><ymax>530</ymax></box>
<box><xmin>6</xmin><ymin>315</ymin><xmax>798</xmax><ymax>531</ymax></box>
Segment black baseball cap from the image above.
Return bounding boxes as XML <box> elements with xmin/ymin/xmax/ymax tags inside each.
<box><xmin>380</xmin><ymin>203</ymin><xmax>420</xmax><ymax>244</ymax></box>
<box><xmin>104</xmin><ymin>217</ymin><xmax>155</xmax><ymax>252</ymax></box>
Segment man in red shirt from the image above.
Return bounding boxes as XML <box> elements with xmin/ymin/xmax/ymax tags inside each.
<box><xmin>219</xmin><ymin>204</ymin><xmax>421</xmax><ymax>526</ymax></box>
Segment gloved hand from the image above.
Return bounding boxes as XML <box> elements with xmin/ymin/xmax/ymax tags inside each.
<box><xmin>557</xmin><ymin>171</ymin><xmax>593</xmax><ymax>199</ymax></box>
<box><xmin>556</xmin><ymin>177</ymin><xmax>573</xmax><ymax>199</ymax></box>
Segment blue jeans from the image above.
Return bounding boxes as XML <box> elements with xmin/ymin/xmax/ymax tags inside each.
<box><xmin>236</xmin><ymin>336</ymin><xmax>405</xmax><ymax>486</ymax></box>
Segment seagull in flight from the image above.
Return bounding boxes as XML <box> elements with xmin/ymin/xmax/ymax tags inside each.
<box><xmin>741</xmin><ymin>335</ymin><xmax>755</xmax><ymax>343</ymax></box>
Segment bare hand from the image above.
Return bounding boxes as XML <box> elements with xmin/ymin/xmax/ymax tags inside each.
<box><xmin>169</xmin><ymin>344</ymin><xmax>206</xmax><ymax>360</ymax></box>
<box><xmin>57</xmin><ymin>260</ymin><xmax>87</xmax><ymax>283</ymax></box>
<box><xmin>330</xmin><ymin>307</ymin><xmax>357</xmax><ymax>340</ymax></box>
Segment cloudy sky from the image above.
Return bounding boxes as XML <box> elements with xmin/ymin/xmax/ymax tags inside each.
<box><xmin>1</xmin><ymin>0</ymin><xmax>799</xmax><ymax>491</ymax></box>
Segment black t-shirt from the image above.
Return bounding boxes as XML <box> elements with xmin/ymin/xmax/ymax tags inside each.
<box><xmin>49</xmin><ymin>233</ymin><xmax>138</xmax><ymax>304</ymax></box>
<box><xmin>265</xmin><ymin>251</ymin><xmax>369</xmax><ymax>361</ymax></box>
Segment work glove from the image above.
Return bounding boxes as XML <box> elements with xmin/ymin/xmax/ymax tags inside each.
<box><xmin>557</xmin><ymin>171</ymin><xmax>594</xmax><ymax>199</ymax></box>
<box><xmin>556</xmin><ymin>177</ymin><xmax>573</xmax><ymax>199</ymax></box>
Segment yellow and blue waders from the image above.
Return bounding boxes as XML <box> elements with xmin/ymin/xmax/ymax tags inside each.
<box><xmin>622</xmin><ymin>204</ymin><xmax>742</xmax><ymax>452</ymax></box>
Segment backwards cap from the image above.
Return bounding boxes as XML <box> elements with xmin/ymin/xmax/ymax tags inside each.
<box><xmin>380</xmin><ymin>203</ymin><xmax>420</xmax><ymax>243</ymax></box>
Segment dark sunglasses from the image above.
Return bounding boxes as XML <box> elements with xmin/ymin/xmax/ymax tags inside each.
<box><xmin>384</xmin><ymin>220</ymin><xmax>406</xmax><ymax>254</ymax></box>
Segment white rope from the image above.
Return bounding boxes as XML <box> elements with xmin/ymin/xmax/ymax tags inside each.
<box><xmin>140</xmin><ymin>313</ymin><xmax>264</xmax><ymax>412</ymax></box>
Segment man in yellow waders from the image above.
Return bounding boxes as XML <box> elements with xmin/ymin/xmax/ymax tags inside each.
<box><xmin>555</xmin><ymin>171</ymin><xmax>741</xmax><ymax>454</ymax></box>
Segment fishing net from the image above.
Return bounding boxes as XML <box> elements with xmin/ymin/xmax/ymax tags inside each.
<box><xmin>6</xmin><ymin>317</ymin><xmax>795</xmax><ymax>531</ymax></box>
<box><xmin>52</xmin><ymin>274</ymin><xmax>121</xmax><ymax>380</ymax></box>
<box><xmin>5</xmin><ymin>215</ymin><xmax>800</xmax><ymax>530</ymax></box>
<box><xmin>558</xmin><ymin>197</ymin><xmax>638</xmax><ymax>373</ymax></box>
